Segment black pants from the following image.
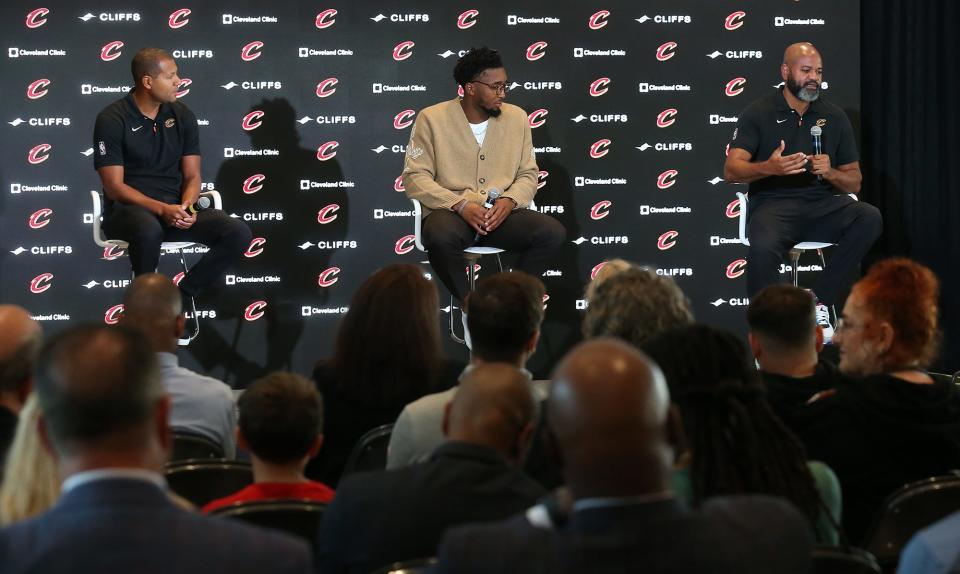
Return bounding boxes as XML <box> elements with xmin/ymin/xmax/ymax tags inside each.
<box><xmin>422</xmin><ymin>208</ymin><xmax>565</xmax><ymax>302</ymax></box>
<box><xmin>747</xmin><ymin>193</ymin><xmax>883</xmax><ymax>305</ymax></box>
<box><xmin>103</xmin><ymin>202</ymin><xmax>252</xmax><ymax>297</ymax></box>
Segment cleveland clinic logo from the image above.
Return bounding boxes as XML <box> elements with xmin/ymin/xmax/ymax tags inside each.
<box><xmin>175</xmin><ymin>79</ymin><xmax>191</xmax><ymax>98</ymax></box>
<box><xmin>241</xmin><ymin>110</ymin><xmax>264</xmax><ymax>131</ymax></box>
<box><xmin>588</xmin><ymin>10</ymin><xmax>610</xmax><ymax>30</ymax></box>
<box><xmin>526</xmin><ymin>41</ymin><xmax>548</xmax><ymax>61</ymax></box>
<box><xmin>317</xmin><ymin>267</ymin><xmax>340</xmax><ymax>288</ymax></box>
<box><xmin>28</xmin><ymin>144</ymin><xmax>52</xmax><ymax>164</ymax></box>
<box><xmin>589</xmin><ymin>77</ymin><xmax>611</xmax><ymax>97</ymax></box>
<box><xmin>727</xmin><ymin>259</ymin><xmax>747</xmax><ymax>279</ymax></box>
<box><xmin>316</xmin><ymin>204</ymin><xmax>340</xmax><ymax>224</ymax></box>
<box><xmin>725</xmin><ymin>11</ymin><xmax>746</xmax><ymax>30</ymax></box>
<box><xmin>243</xmin><ymin>174</ymin><xmax>266</xmax><ymax>194</ymax></box>
<box><xmin>589</xmin><ymin>139</ymin><xmax>611</xmax><ymax>158</ymax></box>
<box><xmin>316</xmin><ymin>141</ymin><xmax>339</xmax><ymax>161</ymax></box>
<box><xmin>395</xmin><ymin>235</ymin><xmax>416</xmax><ymax>255</ymax></box>
<box><xmin>29</xmin><ymin>273</ymin><xmax>53</xmax><ymax>294</ymax></box>
<box><xmin>100</xmin><ymin>41</ymin><xmax>123</xmax><ymax>61</ymax></box>
<box><xmin>725</xmin><ymin>77</ymin><xmax>747</xmax><ymax>97</ymax></box>
<box><xmin>244</xmin><ymin>301</ymin><xmax>267</xmax><ymax>321</ymax></box>
<box><xmin>26</xmin><ymin>8</ymin><xmax>50</xmax><ymax>28</ymax></box>
<box><xmin>656</xmin><ymin>108</ymin><xmax>678</xmax><ymax>128</ymax></box>
<box><xmin>244</xmin><ymin>237</ymin><xmax>266</xmax><ymax>257</ymax></box>
<box><xmin>27</xmin><ymin>79</ymin><xmax>50</xmax><ymax>99</ymax></box>
<box><xmin>657</xmin><ymin>231</ymin><xmax>679</xmax><ymax>251</ymax></box>
<box><xmin>393</xmin><ymin>41</ymin><xmax>415</xmax><ymax>61</ymax></box>
<box><xmin>527</xmin><ymin>109</ymin><xmax>548</xmax><ymax>128</ymax></box>
<box><xmin>457</xmin><ymin>10</ymin><xmax>478</xmax><ymax>29</ymax></box>
<box><xmin>393</xmin><ymin>110</ymin><xmax>415</xmax><ymax>129</ymax></box>
<box><xmin>590</xmin><ymin>200</ymin><xmax>612</xmax><ymax>221</ymax></box>
<box><xmin>655</xmin><ymin>41</ymin><xmax>677</xmax><ymax>61</ymax></box>
<box><xmin>315</xmin><ymin>9</ymin><xmax>337</xmax><ymax>28</ymax></box>
<box><xmin>316</xmin><ymin>78</ymin><xmax>338</xmax><ymax>98</ymax></box>
<box><xmin>657</xmin><ymin>169</ymin><xmax>678</xmax><ymax>189</ymax></box>
<box><xmin>169</xmin><ymin>8</ymin><xmax>191</xmax><ymax>28</ymax></box>
<box><xmin>104</xmin><ymin>304</ymin><xmax>124</xmax><ymax>324</ymax></box>
<box><xmin>241</xmin><ymin>41</ymin><xmax>264</xmax><ymax>61</ymax></box>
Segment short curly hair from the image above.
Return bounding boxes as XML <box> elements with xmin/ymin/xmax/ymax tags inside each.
<box><xmin>582</xmin><ymin>267</ymin><xmax>694</xmax><ymax>348</ymax></box>
<box><xmin>453</xmin><ymin>47</ymin><xmax>503</xmax><ymax>87</ymax></box>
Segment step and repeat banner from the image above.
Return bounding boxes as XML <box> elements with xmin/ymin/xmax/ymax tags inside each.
<box><xmin>1</xmin><ymin>1</ymin><xmax>859</xmax><ymax>384</ymax></box>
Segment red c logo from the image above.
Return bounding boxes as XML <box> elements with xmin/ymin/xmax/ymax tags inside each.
<box><xmin>168</xmin><ymin>8</ymin><xmax>191</xmax><ymax>29</ymax></box>
<box><xmin>28</xmin><ymin>144</ymin><xmax>52</xmax><ymax>164</ymax></box>
<box><xmin>590</xmin><ymin>262</ymin><xmax>607</xmax><ymax>280</ymax></box>
<box><xmin>589</xmin><ymin>139</ymin><xmax>611</xmax><ymax>159</ymax></box>
<box><xmin>29</xmin><ymin>273</ymin><xmax>53</xmax><ymax>294</ymax></box>
<box><xmin>315</xmin><ymin>9</ymin><xmax>337</xmax><ymax>29</ymax></box>
<box><xmin>588</xmin><ymin>10</ymin><xmax>610</xmax><ymax>30</ymax></box>
<box><xmin>393</xmin><ymin>41</ymin><xmax>415</xmax><ymax>61</ymax></box>
<box><xmin>104</xmin><ymin>304</ymin><xmax>125</xmax><ymax>324</ymax></box>
<box><xmin>537</xmin><ymin>170</ymin><xmax>549</xmax><ymax>190</ymax></box>
<box><xmin>726</xmin><ymin>199</ymin><xmax>742</xmax><ymax>219</ymax></box>
<box><xmin>28</xmin><ymin>208</ymin><xmax>53</xmax><ymax>229</ymax></box>
<box><xmin>27</xmin><ymin>79</ymin><xmax>50</xmax><ymax>99</ymax></box>
<box><xmin>589</xmin><ymin>77</ymin><xmax>611</xmax><ymax>97</ymax></box>
<box><xmin>102</xmin><ymin>245</ymin><xmax>125</xmax><ymax>260</ymax></box>
<box><xmin>316</xmin><ymin>77</ymin><xmax>338</xmax><ymax>98</ymax></box>
<box><xmin>393</xmin><ymin>109</ymin><xmax>416</xmax><ymax>129</ymax></box>
<box><xmin>241</xmin><ymin>41</ymin><xmax>264</xmax><ymax>62</ymax></box>
<box><xmin>244</xmin><ymin>301</ymin><xmax>267</xmax><ymax>321</ymax></box>
<box><xmin>590</xmin><ymin>200</ymin><xmax>612</xmax><ymax>220</ymax></box>
<box><xmin>656</xmin><ymin>41</ymin><xmax>677</xmax><ymax>61</ymax></box>
<box><xmin>318</xmin><ymin>267</ymin><xmax>340</xmax><ymax>288</ymax></box>
<box><xmin>316</xmin><ymin>141</ymin><xmax>339</xmax><ymax>161</ymax></box>
<box><xmin>395</xmin><ymin>235</ymin><xmax>416</xmax><ymax>255</ymax></box>
<box><xmin>457</xmin><ymin>9</ymin><xmax>478</xmax><ymax>29</ymax></box>
<box><xmin>241</xmin><ymin>110</ymin><xmax>264</xmax><ymax>131</ymax></box>
<box><xmin>317</xmin><ymin>204</ymin><xmax>340</xmax><ymax>224</ymax></box>
<box><xmin>175</xmin><ymin>78</ymin><xmax>191</xmax><ymax>98</ymax></box>
<box><xmin>657</xmin><ymin>230</ymin><xmax>679</xmax><ymax>251</ymax></box>
<box><xmin>726</xmin><ymin>259</ymin><xmax>747</xmax><ymax>279</ymax></box>
<box><xmin>526</xmin><ymin>41</ymin><xmax>548</xmax><ymax>61</ymax></box>
<box><xmin>242</xmin><ymin>174</ymin><xmax>266</xmax><ymax>194</ymax></box>
<box><xmin>656</xmin><ymin>108</ymin><xmax>678</xmax><ymax>128</ymax></box>
<box><xmin>172</xmin><ymin>272</ymin><xmax>185</xmax><ymax>286</ymax></box>
<box><xmin>26</xmin><ymin>8</ymin><xmax>49</xmax><ymax>29</ymax></box>
<box><xmin>394</xmin><ymin>175</ymin><xmax>406</xmax><ymax>193</ymax></box>
<box><xmin>725</xmin><ymin>11</ymin><xmax>746</xmax><ymax>31</ymax></box>
<box><xmin>527</xmin><ymin>109</ymin><xmax>548</xmax><ymax>129</ymax></box>
<box><xmin>100</xmin><ymin>41</ymin><xmax>124</xmax><ymax>62</ymax></box>
<box><xmin>244</xmin><ymin>237</ymin><xmax>266</xmax><ymax>257</ymax></box>
<box><xmin>657</xmin><ymin>169</ymin><xmax>679</xmax><ymax>189</ymax></box>
<box><xmin>725</xmin><ymin>77</ymin><xmax>747</xmax><ymax>97</ymax></box>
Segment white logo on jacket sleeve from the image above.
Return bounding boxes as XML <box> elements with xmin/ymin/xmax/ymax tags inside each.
<box><xmin>98</xmin><ymin>141</ymin><xmax>106</xmax><ymax>155</ymax></box>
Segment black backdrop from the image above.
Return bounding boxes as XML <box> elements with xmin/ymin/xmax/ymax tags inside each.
<box><xmin>2</xmin><ymin>1</ymin><xmax>863</xmax><ymax>385</ymax></box>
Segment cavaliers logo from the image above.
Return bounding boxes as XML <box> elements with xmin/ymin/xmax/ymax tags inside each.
<box><xmin>726</xmin><ymin>259</ymin><xmax>747</xmax><ymax>279</ymax></box>
<box><xmin>537</xmin><ymin>170</ymin><xmax>549</xmax><ymax>190</ymax></box>
<box><xmin>724</xmin><ymin>11</ymin><xmax>746</xmax><ymax>31</ymax></box>
<box><xmin>590</xmin><ymin>262</ymin><xmax>608</xmax><ymax>280</ymax></box>
<box><xmin>725</xmin><ymin>77</ymin><xmax>747</xmax><ymax>97</ymax></box>
<box><xmin>725</xmin><ymin>198</ymin><xmax>742</xmax><ymax>219</ymax></box>
<box><xmin>526</xmin><ymin>41</ymin><xmax>548</xmax><ymax>61</ymax></box>
<box><xmin>315</xmin><ymin>8</ymin><xmax>337</xmax><ymax>29</ymax></box>
<box><xmin>26</xmin><ymin>8</ymin><xmax>50</xmax><ymax>29</ymax></box>
<box><xmin>657</xmin><ymin>169</ymin><xmax>679</xmax><ymax>189</ymax></box>
<box><xmin>656</xmin><ymin>108</ymin><xmax>678</xmax><ymax>128</ymax></box>
<box><xmin>317</xmin><ymin>267</ymin><xmax>340</xmax><ymax>288</ymax></box>
<box><xmin>241</xmin><ymin>41</ymin><xmax>264</xmax><ymax>62</ymax></box>
<box><xmin>100</xmin><ymin>41</ymin><xmax>124</xmax><ymax>62</ymax></box>
<box><xmin>589</xmin><ymin>77</ymin><xmax>611</xmax><ymax>97</ymax></box>
<box><xmin>457</xmin><ymin>9</ymin><xmax>478</xmax><ymax>30</ymax></box>
<box><xmin>244</xmin><ymin>237</ymin><xmax>266</xmax><ymax>258</ymax></box>
<box><xmin>590</xmin><ymin>200</ymin><xmax>612</xmax><ymax>221</ymax></box>
<box><xmin>27</xmin><ymin>144</ymin><xmax>52</xmax><ymax>165</ymax></box>
<box><xmin>394</xmin><ymin>175</ymin><xmax>406</xmax><ymax>193</ymax></box>
<box><xmin>241</xmin><ymin>110</ymin><xmax>264</xmax><ymax>131</ymax></box>
<box><xmin>316</xmin><ymin>204</ymin><xmax>340</xmax><ymax>224</ymax></box>
<box><xmin>102</xmin><ymin>245</ymin><xmax>125</xmax><ymax>260</ymax></box>
<box><xmin>27</xmin><ymin>79</ymin><xmax>50</xmax><ymax>99</ymax></box>
<box><xmin>175</xmin><ymin>79</ymin><xmax>191</xmax><ymax>99</ymax></box>
<box><xmin>393</xmin><ymin>41</ymin><xmax>415</xmax><ymax>61</ymax></box>
<box><xmin>589</xmin><ymin>139</ymin><xmax>611</xmax><ymax>159</ymax></box>
<box><xmin>172</xmin><ymin>272</ymin><xmax>185</xmax><ymax>286</ymax></box>
<box><xmin>394</xmin><ymin>235</ymin><xmax>416</xmax><ymax>255</ymax></box>
<box><xmin>657</xmin><ymin>230</ymin><xmax>679</xmax><ymax>251</ymax></box>
<box><xmin>588</xmin><ymin>10</ymin><xmax>610</xmax><ymax>30</ymax></box>
<box><xmin>316</xmin><ymin>77</ymin><xmax>338</xmax><ymax>98</ymax></box>
<box><xmin>168</xmin><ymin>8</ymin><xmax>191</xmax><ymax>29</ymax></box>
<box><xmin>393</xmin><ymin>109</ymin><xmax>416</xmax><ymax>130</ymax></box>
<box><xmin>816</xmin><ymin>119</ymin><xmax>827</xmax><ymax>127</ymax></box>
<box><xmin>104</xmin><ymin>304</ymin><xmax>125</xmax><ymax>325</ymax></box>
<box><xmin>29</xmin><ymin>273</ymin><xmax>53</xmax><ymax>294</ymax></box>
<box><xmin>655</xmin><ymin>41</ymin><xmax>677</xmax><ymax>62</ymax></box>
<box><xmin>527</xmin><ymin>109</ymin><xmax>548</xmax><ymax>129</ymax></box>
<box><xmin>316</xmin><ymin>141</ymin><xmax>339</xmax><ymax>161</ymax></box>
<box><xmin>244</xmin><ymin>300</ymin><xmax>268</xmax><ymax>321</ymax></box>
<box><xmin>243</xmin><ymin>174</ymin><xmax>266</xmax><ymax>194</ymax></box>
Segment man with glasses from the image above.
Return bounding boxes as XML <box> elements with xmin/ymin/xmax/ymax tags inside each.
<box><xmin>403</xmin><ymin>46</ymin><xmax>565</xmax><ymax>304</ymax></box>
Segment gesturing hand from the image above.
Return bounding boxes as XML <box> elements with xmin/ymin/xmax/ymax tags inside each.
<box><xmin>765</xmin><ymin>139</ymin><xmax>808</xmax><ymax>176</ymax></box>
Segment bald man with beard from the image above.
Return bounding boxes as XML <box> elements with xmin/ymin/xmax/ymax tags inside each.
<box><xmin>315</xmin><ymin>364</ymin><xmax>545</xmax><ymax>574</ymax></box>
<box><xmin>0</xmin><ymin>306</ymin><xmax>42</xmax><ymax>480</ymax></box>
<box><xmin>435</xmin><ymin>339</ymin><xmax>813</xmax><ymax>574</ymax></box>
<box><xmin>724</xmin><ymin>42</ymin><xmax>882</xmax><ymax>343</ymax></box>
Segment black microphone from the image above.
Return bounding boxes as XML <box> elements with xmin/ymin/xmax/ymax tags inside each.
<box><xmin>185</xmin><ymin>196</ymin><xmax>211</xmax><ymax>215</ymax></box>
<box><xmin>473</xmin><ymin>188</ymin><xmax>502</xmax><ymax>243</ymax></box>
<box><xmin>810</xmin><ymin>125</ymin><xmax>823</xmax><ymax>182</ymax></box>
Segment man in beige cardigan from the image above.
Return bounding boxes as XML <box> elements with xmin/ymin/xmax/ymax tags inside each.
<box><xmin>402</xmin><ymin>47</ymin><xmax>565</xmax><ymax>302</ymax></box>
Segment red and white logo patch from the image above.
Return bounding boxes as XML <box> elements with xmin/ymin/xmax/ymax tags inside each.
<box><xmin>104</xmin><ymin>304</ymin><xmax>124</xmax><ymax>324</ymax></box>
<box><xmin>589</xmin><ymin>77</ymin><xmax>611</xmax><ymax>97</ymax></box>
<box><xmin>175</xmin><ymin>78</ymin><xmax>191</xmax><ymax>98</ymax></box>
<box><xmin>725</xmin><ymin>199</ymin><xmax>742</xmax><ymax>219</ymax></box>
<box><xmin>527</xmin><ymin>109</ymin><xmax>548</xmax><ymax>129</ymax></box>
<box><xmin>725</xmin><ymin>11</ymin><xmax>746</xmax><ymax>31</ymax></box>
<box><xmin>656</xmin><ymin>108</ymin><xmax>678</xmax><ymax>128</ymax></box>
<box><xmin>26</xmin><ymin>8</ymin><xmax>49</xmax><ymax>29</ymax></box>
<box><xmin>29</xmin><ymin>273</ymin><xmax>53</xmax><ymax>294</ymax></box>
<box><xmin>172</xmin><ymin>272</ymin><xmax>185</xmax><ymax>286</ymax></box>
<box><xmin>394</xmin><ymin>175</ymin><xmax>406</xmax><ymax>193</ymax></box>
<box><xmin>168</xmin><ymin>8</ymin><xmax>191</xmax><ymax>29</ymax></box>
<box><xmin>393</xmin><ymin>109</ymin><xmax>416</xmax><ymax>130</ymax></box>
<box><xmin>244</xmin><ymin>301</ymin><xmax>267</xmax><ymax>321</ymax></box>
<box><xmin>241</xmin><ymin>110</ymin><xmax>264</xmax><ymax>131</ymax></box>
<box><xmin>657</xmin><ymin>169</ymin><xmax>679</xmax><ymax>189</ymax></box>
<box><xmin>590</xmin><ymin>262</ymin><xmax>608</xmax><ymax>280</ymax></box>
<box><xmin>588</xmin><ymin>10</ymin><xmax>610</xmax><ymax>30</ymax></box>
<box><xmin>241</xmin><ymin>41</ymin><xmax>264</xmax><ymax>61</ymax></box>
<box><xmin>726</xmin><ymin>259</ymin><xmax>747</xmax><ymax>279</ymax></box>
<box><xmin>657</xmin><ymin>230</ymin><xmax>679</xmax><ymax>251</ymax></box>
<box><xmin>655</xmin><ymin>41</ymin><xmax>677</xmax><ymax>61</ymax></box>
<box><xmin>590</xmin><ymin>200</ymin><xmax>612</xmax><ymax>220</ymax></box>
<box><xmin>102</xmin><ymin>245</ymin><xmax>125</xmax><ymax>260</ymax></box>
<box><xmin>316</xmin><ymin>141</ymin><xmax>339</xmax><ymax>161</ymax></box>
<box><xmin>242</xmin><ymin>174</ymin><xmax>266</xmax><ymax>194</ymax></box>
<box><xmin>315</xmin><ymin>9</ymin><xmax>337</xmax><ymax>29</ymax></box>
<box><xmin>28</xmin><ymin>208</ymin><xmax>52</xmax><ymax>229</ymax></box>
<box><xmin>317</xmin><ymin>267</ymin><xmax>340</xmax><ymax>287</ymax></box>
<box><xmin>395</xmin><ymin>235</ymin><xmax>416</xmax><ymax>255</ymax></box>
<box><xmin>316</xmin><ymin>77</ymin><xmax>338</xmax><ymax>98</ymax></box>
<box><xmin>725</xmin><ymin>77</ymin><xmax>747</xmax><ymax>97</ymax></box>
<box><xmin>27</xmin><ymin>79</ymin><xmax>50</xmax><ymax>99</ymax></box>
<box><xmin>100</xmin><ymin>41</ymin><xmax>124</xmax><ymax>62</ymax></box>
<box><xmin>589</xmin><ymin>139</ymin><xmax>611</xmax><ymax>159</ymax></box>
<box><xmin>526</xmin><ymin>41</ymin><xmax>548</xmax><ymax>61</ymax></box>
<box><xmin>393</xmin><ymin>41</ymin><xmax>415</xmax><ymax>61</ymax></box>
<box><xmin>28</xmin><ymin>144</ymin><xmax>52</xmax><ymax>164</ymax></box>
<box><xmin>457</xmin><ymin>9</ymin><xmax>478</xmax><ymax>29</ymax></box>
<box><xmin>317</xmin><ymin>204</ymin><xmax>340</xmax><ymax>224</ymax></box>
<box><xmin>537</xmin><ymin>170</ymin><xmax>549</xmax><ymax>190</ymax></box>
<box><xmin>244</xmin><ymin>237</ymin><xmax>266</xmax><ymax>258</ymax></box>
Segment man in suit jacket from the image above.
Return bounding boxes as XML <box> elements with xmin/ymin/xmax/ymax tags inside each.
<box><xmin>435</xmin><ymin>339</ymin><xmax>813</xmax><ymax>574</ymax></box>
<box><xmin>0</xmin><ymin>324</ymin><xmax>310</xmax><ymax>574</ymax></box>
<box><xmin>402</xmin><ymin>46</ymin><xmax>564</xmax><ymax>302</ymax></box>
<box><xmin>315</xmin><ymin>364</ymin><xmax>545</xmax><ymax>574</ymax></box>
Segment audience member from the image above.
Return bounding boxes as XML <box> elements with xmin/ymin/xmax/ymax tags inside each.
<box><xmin>582</xmin><ymin>258</ymin><xmax>635</xmax><ymax>302</ymax></box>
<box><xmin>897</xmin><ymin>509</ymin><xmax>960</xmax><ymax>574</ymax></box>
<box><xmin>642</xmin><ymin>324</ymin><xmax>841</xmax><ymax>543</ymax></box>
<box><xmin>316</xmin><ymin>363</ymin><xmax>544</xmax><ymax>574</ymax></box>
<box><xmin>0</xmin><ymin>324</ymin><xmax>310</xmax><ymax>573</ymax></box>
<box><xmin>0</xmin><ymin>305</ymin><xmax>42</xmax><ymax>478</ymax></box>
<box><xmin>388</xmin><ymin>271</ymin><xmax>545</xmax><ymax>468</ymax></box>
<box><xmin>581</xmin><ymin>266</ymin><xmax>694</xmax><ymax>348</ymax></box>
<box><xmin>121</xmin><ymin>273</ymin><xmax>236</xmax><ymax>457</ymax></box>
<box><xmin>794</xmin><ymin>258</ymin><xmax>960</xmax><ymax>544</ymax></box>
<box><xmin>308</xmin><ymin>264</ymin><xmax>462</xmax><ymax>486</ymax></box>
<box><xmin>0</xmin><ymin>395</ymin><xmax>59</xmax><ymax>525</ymax></box>
<box><xmin>203</xmin><ymin>372</ymin><xmax>333</xmax><ymax>512</ymax></box>
<box><xmin>747</xmin><ymin>285</ymin><xmax>845</xmax><ymax>427</ymax></box>
<box><xmin>435</xmin><ymin>339</ymin><xmax>813</xmax><ymax>574</ymax></box>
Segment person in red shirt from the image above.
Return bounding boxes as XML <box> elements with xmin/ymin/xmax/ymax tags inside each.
<box><xmin>203</xmin><ymin>373</ymin><xmax>334</xmax><ymax>513</ymax></box>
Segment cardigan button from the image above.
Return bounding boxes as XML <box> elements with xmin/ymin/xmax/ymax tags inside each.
<box><xmin>480</xmin><ymin>154</ymin><xmax>485</xmax><ymax>160</ymax></box>
<box><xmin>479</xmin><ymin>178</ymin><xmax>486</xmax><ymax>184</ymax></box>
<box><xmin>480</xmin><ymin>189</ymin><xmax>487</xmax><ymax>195</ymax></box>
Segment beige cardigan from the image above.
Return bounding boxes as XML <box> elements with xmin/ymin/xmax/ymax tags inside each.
<box><xmin>402</xmin><ymin>98</ymin><xmax>538</xmax><ymax>218</ymax></box>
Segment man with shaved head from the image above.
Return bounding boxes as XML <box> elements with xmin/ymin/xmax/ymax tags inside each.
<box><xmin>121</xmin><ymin>273</ymin><xmax>235</xmax><ymax>456</ymax></box>
<box><xmin>316</xmin><ymin>363</ymin><xmax>545</xmax><ymax>574</ymax></box>
<box><xmin>435</xmin><ymin>339</ymin><xmax>813</xmax><ymax>574</ymax></box>
<box><xmin>724</xmin><ymin>42</ymin><xmax>882</xmax><ymax>343</ymax></box>
<box><xmin>0</xmin><ymin>305</ymin><xmax>42</xmax><ymax>479</ymax></box>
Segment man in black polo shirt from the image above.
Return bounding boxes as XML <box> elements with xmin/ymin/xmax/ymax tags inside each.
<box><xmin>94</xmin><ymin>47</ymin><xmax>251</xmax><ymax>301</ymax></box>
<box><xmin>724</xmin><ymin>42</ymin><xmax>882</xmax><ymax>341</ymax></box>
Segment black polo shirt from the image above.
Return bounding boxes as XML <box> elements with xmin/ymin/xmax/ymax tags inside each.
<box><xmin>93</xmin><ymin>91</ymin><xmax>200</xmax><ymax>205</ymax></box>
<box><xmin>729</xmin><ymin>88</ymin><xmax>858</xmax><ymax>199</ymax></box>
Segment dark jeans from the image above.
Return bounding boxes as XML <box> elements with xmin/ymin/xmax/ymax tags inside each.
<box><xmin>103</xmin><ymin>202</ymin><xmax>252</xmax><ymax>297</ymax></box>
<box><xmin>746</xmin><ymin>193</ymin><xmax>883</xmax><ymax>305</ymax></box>
<box><xmin>422</xmin><ymin>208</ymin><xmax>566</xmax><ymax>302</ymax></box>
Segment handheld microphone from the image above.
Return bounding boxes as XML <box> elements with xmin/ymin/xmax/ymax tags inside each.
<box><xmin>473</xmin><ymin>188</ymin><xmax>502</xmax><ymax>243</ymax></box>
<box><xmin>185</xmin><ymin>196</ymin><xmax>211</xmax><ymax>215</ymax></box>
<box><xmin>810</xmin><ymin>125</ymin><xmax>823</xmax><ymax>182</ymax></box>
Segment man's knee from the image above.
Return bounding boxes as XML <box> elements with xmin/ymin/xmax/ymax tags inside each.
<box><xmin>852</xmin><ymin>202</ymin><xmax>883</xmax><ymax>240</ymax></box>
<box><xmin>221</xmin><ymin>218</ymin><xmax>253</xmax><ymax>252</ymax></box>
<box><xmin>532</xmin><ymin>215</ymin><xmax>565</xmax><ymax>248</ymax></box>
<box><xmin>423</xmin><ymin>214</ymin><xmax>469</xmax><ymax>251</ymax></box>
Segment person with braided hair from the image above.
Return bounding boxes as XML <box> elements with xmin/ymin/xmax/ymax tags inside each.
<box><xmin>642</xmin><ymin>324</ymin><xmax>842</xmax><ymax>543</ymax></box>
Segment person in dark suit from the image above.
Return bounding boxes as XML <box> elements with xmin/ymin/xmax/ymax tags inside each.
<box><xmin>0</xmin><ymin>324</ymin><xmax>311</xmax><ymax>574</ymax></box>
<box><xmin>435</xmin><ymin>339</ymin><xmax>813</xmax><ymax>574</ymax></box>
<box><xmin>315</xmin><ymin>363</ymin><xmax>545</xmax><ymax>574</ymax></box>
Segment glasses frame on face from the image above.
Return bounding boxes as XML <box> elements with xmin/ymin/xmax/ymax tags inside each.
<box><xmin>470</xmin><ymin>79</ymin><xmax>510</xmax><ymax>95</ymax></box>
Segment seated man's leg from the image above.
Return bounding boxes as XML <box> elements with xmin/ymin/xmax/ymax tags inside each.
<box><xmin>422</xmin><ymin>210</ymin><xmax>474</xmax><ymax>302</ymax></box>
<box><xmin>804</xmin><ymin>195</ymin><xmax>883</xmax><ymax>306</ymax></box>
<box><xmin>164</xmin><ymin>209</ymin><xmax>253</xmax><ymax>297</ymax></box>
<box><xmin>483</xmin><ymin>210</ymin><xmax>565</xmax><ymax>280</ymax></box>
<box><xmin>101</xmin><ymin>203</ymin><xmax>164</xmax><ymax>275</ymax></box>
<box><xmin>746</xmin><ymin>196</ymin><xmax>802</xmax><ymax>298</ymax></box>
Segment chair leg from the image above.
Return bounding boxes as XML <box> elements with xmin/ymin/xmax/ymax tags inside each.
<box><xmin>788</xmin><ymin>248</ymin><xmax>802</xmax><ymax>287</ymax></box>
<box><xmin>177</xmin><ymin>252</ymin><xmax>200</xmax><ymax>346</ymax></box>
<box><xmin>449</xmin><ymin>254</ymin><xmax>482</xmax><ymax>346</ymax></box>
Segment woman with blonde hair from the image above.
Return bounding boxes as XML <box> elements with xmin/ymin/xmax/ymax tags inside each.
<box><xmin>0</xmin><ymin>394</ymin><xmax>60</xmax><ymax>524</ymax></box>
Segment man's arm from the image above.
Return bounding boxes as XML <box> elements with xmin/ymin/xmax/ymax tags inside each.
<box><xmin>812</xmin><ymin>159</ymin><xmax>861</xmax><ymax>195</ymax></box>
<box><xmin>180</xmin><ymin>155</ymin><xmax>201</xmax><ymax>207</ymax></box>
<box><xmin>501</xmin><ymin>119</ymin><xmax>538</xmax><ymax>208</ymax></box>
<box><xmin>402</xmin><ymin>113</ymin><xmax>463</xmax><ymax>211</ymax></box>
<box><xmin>97</xmin><ymin>165</ymin><xmax>188</xmax><ymax>226</ymax></box>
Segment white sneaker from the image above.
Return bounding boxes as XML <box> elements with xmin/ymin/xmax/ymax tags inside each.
<box><xmin>816</xmin><ymin>302</ymin><xmax>835</xmax><ymax>344</ymax></box>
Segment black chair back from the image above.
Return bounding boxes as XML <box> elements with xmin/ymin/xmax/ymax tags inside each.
<box><xmin>863</xmin><ymin>473</ymin><xmax>960</xmax><ymax>567</ymax></box>
<box><xmin>165</xmin><ymin>459</ymin><xmax>254</xmax><ymax>507</ymax></box>
<box><xmin>369</xmin><ymin>557</ymin><xmax>437</xmax><ymax>574</ymax></box>
<box><xmin>170</xmin><ymin>430</ymin><xmax>224</xmax><ymax>462</ymax></box>
<box><xmin>212</xmin><ymin>499</ymin><xmax>326</xmax><ymax>547</ymax></box>
<box><xmin>341</xmin><ymin>423</ymin><xmax>394</xmax><ymax>478</ymax></box>
<box><xmin>812</xmin><ymin>545</ymin><xmax>881</xmax><ymax>574</ymax></box>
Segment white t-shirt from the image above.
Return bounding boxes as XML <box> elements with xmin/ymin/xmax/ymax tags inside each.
<box><xmin>470</xmin><ymin>120</ymin><xmax>489</xmax><ymax>146</ymax></box>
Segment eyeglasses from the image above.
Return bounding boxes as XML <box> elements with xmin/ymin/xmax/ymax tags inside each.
<box><xmin>471</xmin><ymin>80</ymin><xmax>510</xmax><ymax>94</ymax></box>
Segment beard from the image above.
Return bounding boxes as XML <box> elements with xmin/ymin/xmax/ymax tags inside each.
<box><xmin>786</xmin><ymin>76</ymin><xmax>820</xmax><ymax>102</ymax></box>
<box><xmin>480</xmin><ymin>105</ymin><xmax>502</xmax><ymax>118</ymax></box>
